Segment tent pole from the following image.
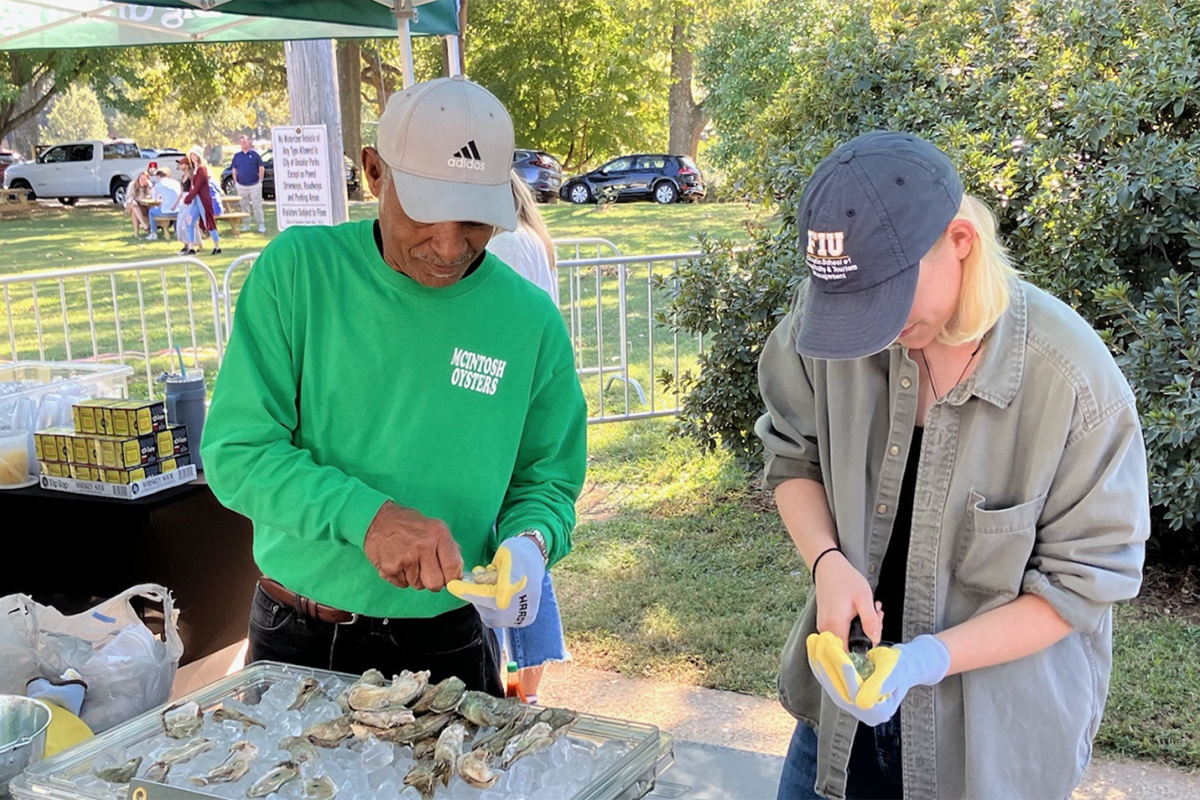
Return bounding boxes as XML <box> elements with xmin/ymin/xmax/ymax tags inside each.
<box><xmin>445</xmin><ymin>36</ymin><xmax>462</xmax><ymax>76</ymax></box>
<box><xmin>395</xmin><ymin>1</ymin><xmax>416</xmax><ymax>88</ymax></box>
<box><xmin>399</xmin><ymin>16</ymin><xmax>415</xmax><ymax>87</ymax></box>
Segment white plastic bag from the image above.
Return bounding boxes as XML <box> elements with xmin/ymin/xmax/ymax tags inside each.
<box><xmin>0</xmin><ymin>584</ymin><xmax>183</xmax><ymax>733</ymax></box>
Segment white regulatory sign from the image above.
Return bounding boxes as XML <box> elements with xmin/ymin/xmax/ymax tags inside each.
<box><xmin>271</xmin><ymin>124</ymin><xmax>332</xmax><ymax>230</ymax></box>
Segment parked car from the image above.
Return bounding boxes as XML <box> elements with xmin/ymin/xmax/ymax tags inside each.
<box><xmin>513</xmin><ymin>149</ymin><xmax>562</xmax><ymax>203</ymax></box>
<box><xmin>4</xmin><ymin>139</ymin><xmax>159</xmax><ymax>204</ymax></box>
<box><xmin>0</xmin><ymin>150</ymin><xmax>24</xmax><ymax>184</ymax></box>
<box><xmin>221</xmin><ymin>151</ymin><xmax>360</xmax><ymax>199</ymax></box>
<box><xmin>559</xmin><ymin>154</ymin><xmax>705</xmax><ymax>205</ymax></box>
<box><xmin>140</xmin><ymin>147</ymin><xmax>185</xmax><ymax>161</ymax></box>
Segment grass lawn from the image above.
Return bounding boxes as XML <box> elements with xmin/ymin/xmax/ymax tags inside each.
<box><xmin>0</xmin><ymin>197</ymin><xmax>768</xmax><ymax>279</ymax></box>
<box><xmin>571</xmin><ymin>419</ymin><xmax>1200</xmax><ymax>769</ymax></box>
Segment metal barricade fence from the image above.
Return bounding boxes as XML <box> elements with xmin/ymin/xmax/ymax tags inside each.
<box><xmin>1</xmin><ymin>257</ymin><xmax>224</xmax><ymax>400</ymax></box>
<box><xmin>222</xmin><ymin>254</ymin><xmax>257</xmax><ymax>341</ymax></box>
<box><xmin>4</xmin><ymin>247</ymin><xmax>704</xmax><ymax>423</ymax></box>
<box><xmin>557</xmin><ymin>251</ymin><xmax>704</xmax><ymax>423</ymax></box>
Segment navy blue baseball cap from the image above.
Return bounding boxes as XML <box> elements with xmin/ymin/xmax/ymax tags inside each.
<box><xmin>794</xmin><ymin>131</ymin><xmax>964</xmax><ymax>360</ymax></box>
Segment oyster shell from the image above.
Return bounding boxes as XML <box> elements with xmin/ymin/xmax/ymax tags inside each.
<box><xmin>288</xmin><ymin>677</ymin><xmax>323</xmax><ymax>711</ymax></box>
<box><xmin>302</xmin><ymin>775</ymin><xmax>339</xmax><ymax>799</ymax></box>
<box><xmin>95</xmin><ymin>756</ymin><xmax>143</xmax><ymax>784</ymax></box>
<box><xmin>190</xmin><ymin>740</ymin><xmax>258</xmax><ymax>787</ymax></box>
<box><xmin>161</xmin><ymin>700</ymin><xmax>204</xmax><ymax>739</ymax></box>
<box><xmin>247</xmin><ymin>760</ymin><xmax>300</xmax><ymax>797</ymax></box>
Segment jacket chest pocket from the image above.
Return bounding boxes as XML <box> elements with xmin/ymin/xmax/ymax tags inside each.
<box><xmin>954</xmin><ymin>491</ymin><xmax>1045</xmax><ymax>600</ymax></box>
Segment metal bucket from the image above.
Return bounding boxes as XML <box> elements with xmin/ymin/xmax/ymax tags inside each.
<box><xmin>0</xmin><ymin>696</ymin><xmax>50</xmax><ymax>799</ymax></box>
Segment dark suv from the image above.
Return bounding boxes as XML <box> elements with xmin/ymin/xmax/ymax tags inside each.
<box><xmin>221</xmin><ymin>150</ymin><xmax>360</xmax><ymax>199</ymax></box>
<box><xmin>560</xmin><ymin>154</ymin><xmax>705</xmax><ymax>205</ymax></box>
<box><xmin>513</xmin><ymin>149</ymin><xmax>562</xmax><ymax>203</ymax></box>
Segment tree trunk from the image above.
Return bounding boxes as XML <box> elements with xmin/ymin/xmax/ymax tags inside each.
<box><xmin>0</xmin><ymin>53</ymin><xmax>86</xmax><ymax>151</ymax></box>
<box><xmin>667</xmin><ymin>20</ymin><xmax>706</xmax><ymax>159</ymax></box>
<box><xmin>336</xmin><ymin>40</ymin><xmax>364</xmax><ymax>200</ymax></box>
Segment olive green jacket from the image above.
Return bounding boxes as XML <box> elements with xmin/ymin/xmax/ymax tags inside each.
<box><xmin>756</xmin><ymin>280</ymin><xmax>1148</xmax><ymax>799</ymax></box>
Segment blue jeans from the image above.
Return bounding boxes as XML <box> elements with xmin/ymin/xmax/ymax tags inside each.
<box><xmin>147</xmin><ymin>206</ymin><xmax>175</xmax><ymax>233</ymax></box>
<box><xmin>493</xmin><ymin>571</ymin><xmax>568</xmax><ymax>669</ymax></box>
<box><xmin>190</xmin><ymin>198</ymin><xmax>219</xmax><ymax>247</ymax></box>
<box><xmin>777</xmin><ymin>719</ymin><xmax>904</xmax><ymax>799</ymax></box>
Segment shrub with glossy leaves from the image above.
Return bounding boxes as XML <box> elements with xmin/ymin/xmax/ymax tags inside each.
<box><xmin>675</xmin><ymin>0</ymin><xmax>1200</xmax><ymax>548</ymax></box>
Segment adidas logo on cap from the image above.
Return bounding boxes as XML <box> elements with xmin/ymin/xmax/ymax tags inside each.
<box><xmin>447</xmin><ymin>140</ymin><xmax>486</xmax><ymax>171</ymax></box>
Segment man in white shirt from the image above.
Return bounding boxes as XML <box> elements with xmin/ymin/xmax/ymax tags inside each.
<box><xmin>146</xmin><ymin>169</ymin><xmax>182</xmax><ymax>240</ymax></box>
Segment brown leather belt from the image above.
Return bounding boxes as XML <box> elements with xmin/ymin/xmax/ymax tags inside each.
<box><xmin>258</xmin><ymin>577</ymin><xmax>359</xmax><ymax>625</ymax></box>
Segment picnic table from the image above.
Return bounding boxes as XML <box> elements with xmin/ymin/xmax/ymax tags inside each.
<box><xmin>145</xmin><ymin>195</ymin><xmax>250</xmax><ymax>238</ymax></box>
<box><xmin>0</xmin><ymin>186</ymin><xmax>34</xmax><ymax>220</ymax></box>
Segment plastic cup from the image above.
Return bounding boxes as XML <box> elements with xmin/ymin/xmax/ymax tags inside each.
<box><xmin>0</xmin><ymin>430</ymin><xmax>30</xmax><ymax>487</ymax></box>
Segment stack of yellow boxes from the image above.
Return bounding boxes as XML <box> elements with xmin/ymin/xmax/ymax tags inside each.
<box><xmin>35</xmin><ymin>398</ymin><xmax>191</xmax><ymax>485</ymax></box>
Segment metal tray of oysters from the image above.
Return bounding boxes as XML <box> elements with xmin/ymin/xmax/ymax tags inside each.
<box><xmin>9</xmin><ymin>661</ymin><xmax>674</xmax><ymax>800</ymax></box>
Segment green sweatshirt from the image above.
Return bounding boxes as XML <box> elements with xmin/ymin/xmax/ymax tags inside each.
<box><xmin>201</xmin><ymin>219</ymin><xmax>587</xmax><ymax>618</ymax></box>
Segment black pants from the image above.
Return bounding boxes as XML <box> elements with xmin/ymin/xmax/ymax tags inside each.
<box><xmin>247</xmin><ymin>585</ymin><xmax>504</xmax><ymax>697</ymax></box>
<box><xmin>847</xmin><ymin>717</ymin><xmax>904</xmax><ymax>799</ymax></box>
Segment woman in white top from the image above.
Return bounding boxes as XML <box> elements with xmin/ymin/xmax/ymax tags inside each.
<box><xmin>488</xmin><ymin>175</ymin><xmax>559</xmax><ymax>304</ymax></box>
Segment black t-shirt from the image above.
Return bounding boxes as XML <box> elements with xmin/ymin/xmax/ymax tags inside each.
<box><xmin>875</xmin><ymin>425</ymin><xmax>923</xmax><ymax>644</ymax></box>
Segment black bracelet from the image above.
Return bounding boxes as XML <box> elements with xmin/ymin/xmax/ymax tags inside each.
<box><xmin>809</xmin><ymin>546</ymin><xmax>842</xmax><ymax>587</ymax></box>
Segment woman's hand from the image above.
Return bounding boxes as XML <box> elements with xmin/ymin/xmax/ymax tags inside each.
<box><xmin>813</xmin><ymin>549</ymin><xmax>884</xmax><ymax>651</ymax></box>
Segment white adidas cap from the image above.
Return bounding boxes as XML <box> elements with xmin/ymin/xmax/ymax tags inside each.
<box><xmin>376</xmin><ymin>75</ymin><xmax>517</xmax><ymax>232</ymax></box>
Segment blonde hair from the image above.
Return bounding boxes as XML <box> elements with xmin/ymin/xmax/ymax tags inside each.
<box><xmin>510</xmin><ymin>172</ymin><xmax>555</xmax><ymax>268</ymax></box>
<box><xmin>939</xmin><ymin>194</ymin><xmax>1019</xmax><ymax>345</ymax></box>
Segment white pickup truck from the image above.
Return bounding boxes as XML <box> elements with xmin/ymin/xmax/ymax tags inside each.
<box><xmin>3</xmin><ymin>139</ymin><xmax>166</xmax><ymax>205</ymax></box>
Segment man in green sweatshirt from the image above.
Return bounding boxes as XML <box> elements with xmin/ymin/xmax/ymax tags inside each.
<box><xmin>200</xmin><ymin>77</ymin><xmax>587</xmax><ymax>696</ymax></box>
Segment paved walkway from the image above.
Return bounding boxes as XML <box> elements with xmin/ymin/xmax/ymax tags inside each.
<box><xmin>537</xmin><ymin>664</ymin><xmax>1200</xmax><ymax>799</ymax></box>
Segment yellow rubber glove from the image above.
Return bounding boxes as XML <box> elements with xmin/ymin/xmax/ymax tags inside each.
<box><xmin>446</xmin><ymin>537</ymin><xmax>543</xmax><ymax>628</ymax></box>
<box><xmin>447</xmin><ymin>547</ymin><xmax>527</xmax><ymax>610</ymax></box>
<box><xmin>853</xmin><ymin>635</ymin><xmax>952</xmax><ymax>726</ymax></box>
<box><xmin>806</xmin><ymin>630</ymin><xmax>864</xmax><ymax>708</ymax></box>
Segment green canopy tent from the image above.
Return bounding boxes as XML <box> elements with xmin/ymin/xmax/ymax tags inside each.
<box><xmin>0</xmin><ymin>0</ymin><xmax>462</xmax><ymax>222</ymax></box>
<box><xmin>0</xmin><ymin>1</ymin><xmax>459</xmax><ymax>84</ymax></box>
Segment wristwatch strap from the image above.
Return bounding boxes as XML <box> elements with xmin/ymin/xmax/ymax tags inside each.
<box><xmin>518</xmin><ymin>529</ymin><xmax>549</xmax><ymax>565</ymax></box>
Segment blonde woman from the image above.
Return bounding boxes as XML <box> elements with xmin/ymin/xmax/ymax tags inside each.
<box><xmin>124</xmin><ymin>171</ymin><xmax>153</xmax><ymax>238</ymax></box>
<box><xmin>172</xmin><ymin>157</ymin><xmax>200</xmax><ymax>255</ymax></box>
<box><xmin>182</xmin><ymin>146</ymin><xmax>221</xmax><ymax>254</ymax></box>
<box><xmin>759</xmin><ymin>132</ymin><xmax>1148</xmax><ymax>799</ymax></box>
<box><xmin>488</xmin><ymin>174</ymin><xmax>558</xmax><ymax>303</ymax></box>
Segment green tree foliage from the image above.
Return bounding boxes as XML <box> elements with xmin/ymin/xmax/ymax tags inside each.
<box><xmin>2</xmin><ymin>42</ymin><xmax>289</xmax><ymax>156</ymax></box>
<box><xmin>465</xmin><ymin>0</ymin><xmax>669</xmax><ymax>171</ymax></box>
<box><xmin>42</xmin><ymin>85</ymin><xmax>107</xmax><ymax>142</ymax></box>
<box><xmin>672</xmin><ymin>0</ymin><xmax>1200</xmax><ymax>547</ymax></box>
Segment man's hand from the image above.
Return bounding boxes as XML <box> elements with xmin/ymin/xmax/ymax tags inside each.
<box><xmin>446</xmin><ymin>536</ymin><xmax>545</xmax><ymax>629</ymax></box>
<box><xmin>363</xmin><ymin>501</ymin><xmax>462</xmax><ymax>591</ymax></box>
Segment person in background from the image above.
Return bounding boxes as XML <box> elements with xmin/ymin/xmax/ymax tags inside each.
<box><xmin>488</xmin><ymin>175</ymin><xmax>558</xmax><ymax>303</ymax></box>
<box><xmin>145</xmin><ymin>168</ymin><xmax>181</xmax><ymax>241</ymax></box>
<box><xmin>485</xmin><ymin>172</ymin><xmax>565</xmax><ymax>702</ymax></box>
<box><xmin>201</xmin><ymin>76</ymin><xmax>587</xmax><ymax>693</ymax></box>
<box><xmin>123</xmin><ymin>171</ymin><xmax>152</xmax><ymax>238</ymax></box>
<box><xmin>231</xmin><ymin>134</ymin><xmax>266</xmax><ymax>233</ymax></box>
<box><xmin>757</xmin><ymin>131</ymin><xmax>1148</xmax><ymax>799</ymax></box>
<box><xmin>182</xmin><ymin>146</ymin><xmax>221</xmax><ymax>255</ymax></box>
<box><xmin>172</xmin><ymin>157</ymin><xmax>199</xmax><ymax>256</ymax></box>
